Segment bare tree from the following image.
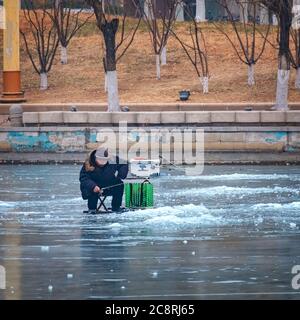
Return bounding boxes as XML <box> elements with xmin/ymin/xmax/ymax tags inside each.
<box><xmin>215</xmin><ymin>0</ymin><xmax>271</xmax><ymax>86</ymax></box>
<box><xmin>133</xmin><ymin>0</ymin><xmax>179</xmax><ymax>80</ymax></box>
<box><xmin>260</xmin><ymin>0</ymin><xmax>293</xmax><ymax>110</ymax></box>
<box><xmin>51</xmin><ymin>0</ymin><xmax>93</xmax><ymax>64</ymax></box>
<box><xmin>170</xmin><ymin>6</ymin><xmax>209</xmax><ymax>93</ymax></box>
<box><xmin>86</xmin><ymin>0</ymin><xmax>141</xmax><ymax>111</ymax></box>
<box><xmin>21</xmin><ymin>0</ymin><xmax>59</xmax><ymax>90</ymax></box>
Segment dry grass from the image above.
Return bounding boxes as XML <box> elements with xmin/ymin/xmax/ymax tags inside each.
<box><xmin>0</xmin><ymin>15</ymin><xmax>300</xmax><ymax>104</ymax></box>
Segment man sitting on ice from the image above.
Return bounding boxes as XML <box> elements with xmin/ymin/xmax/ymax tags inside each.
<box><xmin>79</xmin><ymin>147</ymin><xmax>128</xmax><ymax>214</ymax></box>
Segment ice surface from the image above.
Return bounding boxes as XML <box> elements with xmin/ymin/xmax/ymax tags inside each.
<box><xmin>177</xmin><ymin>186</ymin><xmax>300</xmax><ymax>197</ymax></box>
<box><xmin>170</xmin><ymin>173</ymin><xmax>300</xmax><ymax>181</ymax></box>
<box><xmin>1</xmin><ymin>164</ymin><xmax>300</xmax><ymax>299</ymax></box>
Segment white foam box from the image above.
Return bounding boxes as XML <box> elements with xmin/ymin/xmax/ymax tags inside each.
<box><xmin>129</xmin><ymin>158</ymin><xmax>160</xmax><ymax>178</ymax></box>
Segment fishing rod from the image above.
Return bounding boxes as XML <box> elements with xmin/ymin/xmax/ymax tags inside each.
<box><xmin>159</xmin><ymin>155</ymin><xmax>185</xmax><ymax>172</ymax></box>
<box><xmin>98</xmin><ymin>179</ymin><xmax>151</xmax><ymax>193</ymax></box>
<box><xmin>98</xmin><ymin>183</ymin><xmax>125</xmax><ymax>193</ymax></box>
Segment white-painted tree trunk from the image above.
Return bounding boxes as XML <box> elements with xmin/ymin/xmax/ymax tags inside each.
<box><xmin>240</xmin><ymin>2</ymin><xmax>248</xmax><ymax>23</ymax></box>
<box><xmin>176</xmin><ymin>1</ymin><xmax>185</xmax><ymax>22</ymax></box>
<box><xmin>161</xmin><ymin>46</ymin><xmax>167</xmax><ymax>66</ymax></box>
<box><xmin>102</xmin><ymin>0</ymin><xmax>105</xmax><ymax>14</ymax></box>
<box><xmin>295</xmin><ymin>68</ymin><xmax>300</xmax><ymax>89</ymax></box>
<box><xmin>144</xmin><ymin>0</ymin><xmax>149</xmax><ymax>19</ymax></box>
<box><xmin>292</xmin><ymin>1</ymin><xmax>300</xmax><ymax>29</ymax></box>
<box><xmin>40</xmin><ymin>73</ymin><xmax>48</xmax><ymax>90</ymax></box>
<box><xmin>60</xmin><ymin>46</ymin><xmax>68</xmax><ymax>64</ymax></box>
<box><xmin>293</xmin><ymin>0</ymin><xmax>300</xmax><ymax>9</ymax></box>
<box><xmin>104</xmin><ymin>72</ymin><xmax>108</xmax><ymax>92</ymax></box>
<box><xmin>248</xmin><ymin>64</ymin><xmax>255</xmax><ymax>86</ymax></box>
<box><xmin>200</xmin><ymin>76</ymin><xmax>209</xmax><ymax>94</ymax></box>
<box><xmin>275</xmin><ymin>69</ymin><xmax>290</xmax><ymax>110</ymax></box>
<box><xmin>107</xmin><ymin>71</ymin><xmax>120</xmax><ymax>112</ymax></box>
<box><xmin>259</xmin><ymin>5</ymin><xmax>269</xmax><ymax>25</ymax></box>
<box><xmin>156</xmin><ymin>54</ymin><xmax>161</xmax><ymax>80</ymax></box>
<box><xmin>0</xmin><ymin>5</ymin><xmax>5</xmax><ymax>30</ymax></box>
<box><xmin>144</xmin><ymin>0</ymin><xmax>154</xmax><ymax>20</ymax></box>
<box><xmin>195</xmin><ymin>0</ymin><xmax>206</xmax><ymax>22</ymax></box>
<box><xmin>272</xmin><ymin>14</ymin><xmax>278</xmax><ymax>26</ymax></box>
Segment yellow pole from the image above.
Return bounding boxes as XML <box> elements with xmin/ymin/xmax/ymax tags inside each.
<box><xmin>1</xmin><ymin>0</ymin><xmax>25</xmax><ymax>102</ymax></box>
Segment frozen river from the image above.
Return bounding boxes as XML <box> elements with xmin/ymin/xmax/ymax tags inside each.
<box><xmin>0</xmin><ymin>164</ymin><xmax>300</xmax><ymax>300</ymax></box>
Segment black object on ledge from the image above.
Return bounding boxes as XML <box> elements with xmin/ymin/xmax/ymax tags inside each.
<box><xmin>179</xmin><ymin>90</ymin><xmax>190</xmax><ymax>101</ymax></box>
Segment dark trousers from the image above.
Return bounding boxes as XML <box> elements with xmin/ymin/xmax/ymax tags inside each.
<box><xmin>87</xmin><ymin>183</ymin><xmax>124</xmax><ymax>211</ymax></box>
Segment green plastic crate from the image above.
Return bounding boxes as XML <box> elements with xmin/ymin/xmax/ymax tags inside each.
<box><xmin>125</xmin><ymin>181</ymin><xmax>154</xmax><ymax>209</ymax></box>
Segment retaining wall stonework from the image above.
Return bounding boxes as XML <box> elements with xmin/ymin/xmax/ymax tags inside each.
<box><xmin>1</xmin><ymin>126</ymin><xmax>300</xmax><ymax>164</ymax></box>
<box><xmin>22</xmin><ymin>111</ymin><xmax>300</xmax><ymax>126</ymax></box>
<box><xmin>2</xmin><ymin>103</ymin><xmax>300</xmax><ymax>115</ymax></box>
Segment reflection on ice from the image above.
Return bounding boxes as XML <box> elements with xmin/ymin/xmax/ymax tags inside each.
<box><xmin>252</xmin><ymin>202</ymin><xmax>300</xmax><ymax>210</ymax></box>
<box><xmin>175</xmin><ymin>186</ymin><xmax>300</xmax><ymax>197</ymax></box>
<box><xmin>40</xmin><ymin>246</ymin><xmax>49</xmax><ymax>252</ymax></box>
<box><xmin>168</xmin><ymin>173</ymin><xmax>300</xmax><ymax>181</ymax></box>
<box><xmin>0</xmin><ymin>201</ymin><xmax>15</xmax><ymax>208</ymax></box>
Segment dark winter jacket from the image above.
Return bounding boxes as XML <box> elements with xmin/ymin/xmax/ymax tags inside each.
<box><xmin>79</xmin><ymin>150</ymin><xmax>129</xmax><ymax>200</ymax></box>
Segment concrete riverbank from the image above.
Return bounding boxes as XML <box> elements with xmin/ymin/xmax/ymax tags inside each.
<box><xmin>1</xmin><ymin>126</ymin><xmax>300</xmax><ymax>164</ymax></box>
<box><xmin>0</xmin><ymin>108</ymin><xmax>300</xmax><ymax>164</ymax></box>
